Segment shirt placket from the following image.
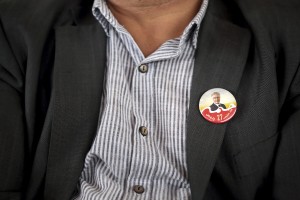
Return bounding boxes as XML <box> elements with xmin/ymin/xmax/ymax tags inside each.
<box><xmin>123</xmin><ymin>60</ymin><xmax>158</xmax><ymax>200</ymax></box>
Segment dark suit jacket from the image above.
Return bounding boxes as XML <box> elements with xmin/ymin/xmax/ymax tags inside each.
<box><xmin>210</xmin><ymin>103</ymin><xmax>226</xmax><ymax>111</ymax></box>
<box><xmin>0</xmin><ymin>0</ymin><xmax>300</xmax><ymax>199</ymax></box>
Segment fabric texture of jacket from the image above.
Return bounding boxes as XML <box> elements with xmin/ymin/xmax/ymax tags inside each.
<box><xmin>0</xmin><ymin>0</ymin><xmax>300</xmax><ymax>199</ymax></box>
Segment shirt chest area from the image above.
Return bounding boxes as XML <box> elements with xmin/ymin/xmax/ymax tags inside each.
<box><xmin>78</xmin><ymin>28</ymin><xmax>197</xmax><ymax>199</ymax></box>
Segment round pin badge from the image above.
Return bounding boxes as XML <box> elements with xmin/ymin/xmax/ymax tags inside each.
<box><xmin>199</xmin><ymin>88</ymin><xmax>237</xmax><ymax>124</ymax></box>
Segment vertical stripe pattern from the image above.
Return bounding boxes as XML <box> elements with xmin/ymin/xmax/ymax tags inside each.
<box><xmin>73</xmin><ymin>0</ymin><xmax>208</xmax><ymax>199</ymax></box>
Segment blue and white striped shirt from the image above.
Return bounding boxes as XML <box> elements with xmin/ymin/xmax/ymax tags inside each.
<box><xmin>74</xmin><ymin>0</ymin><xmax>208</xmax><ymax>199</ymax></box>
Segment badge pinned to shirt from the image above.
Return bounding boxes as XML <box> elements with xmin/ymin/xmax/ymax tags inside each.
<box><xmin>199</xmin><ymin>88</ymin><xmax>237</xmax><ymax>124</ymax></box>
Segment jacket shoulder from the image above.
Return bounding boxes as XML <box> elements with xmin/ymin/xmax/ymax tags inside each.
<box><xmin>0</xmin><ymin>0</ymin><xmax>76</xmax><ymax>28</ymax></box>
<box><xmin>235</xmin><ymin>0</ymin><xmax>300</xmax><ymax>61</ymax></box>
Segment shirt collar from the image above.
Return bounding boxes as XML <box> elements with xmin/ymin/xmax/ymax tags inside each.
<box><xmin>92</xmin><ymin>0</ymin><xmax>120</xmax><ymax>36</ymax></box>
<box><xmin>92</xmin><ymin>0</ymin><xmax>209</xmax><ymax>48</ymax></box>
<box><xmin>179</xmin><ymin>0</ymin><xmax>209</xmax><ymax>48</ymax></box>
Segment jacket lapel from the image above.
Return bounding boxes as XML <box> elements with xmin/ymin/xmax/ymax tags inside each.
<box><xmin>44</xmin><ymin>23</ymin><xmax>106</xmax><ymax>199</ymax></box>
<box><xmin>187</xmin><ymin>11</ymin><xmax>251</xmax><ymax>200</ymax></box>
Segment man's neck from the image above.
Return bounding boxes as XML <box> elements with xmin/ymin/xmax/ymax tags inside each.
<box><xmin>107</xmin><ymin>0</ymin><xmax>202</xmax><ymax>57</ymax></box>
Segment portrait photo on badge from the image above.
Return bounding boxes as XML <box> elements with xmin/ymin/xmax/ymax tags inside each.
<box><xmin>199</xmin><ymin>88</ymin><xmax>237</xmax><ymax>124</ymax></box>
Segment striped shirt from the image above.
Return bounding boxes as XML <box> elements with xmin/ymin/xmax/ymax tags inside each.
<box><xmin>74</xmin><ymin>0</ymin><xmax>208</xmax><ymax>199</ymax></box>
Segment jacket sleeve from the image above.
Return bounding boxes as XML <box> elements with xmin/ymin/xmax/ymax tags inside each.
<box><xmin>0</xmin><ymin>17</ymin><xmax>26</xmax><ymax>200</ymax></box>
<box><xmin>273</xmin><ymin>62</ymin><xmax>300</xmax><ymax>199</ymax></box>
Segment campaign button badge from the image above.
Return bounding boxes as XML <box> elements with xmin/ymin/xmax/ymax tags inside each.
<box><xmin>199</xmin><ymin>88</ymin><xmax>237</xmax><ymax>124</ymax></box>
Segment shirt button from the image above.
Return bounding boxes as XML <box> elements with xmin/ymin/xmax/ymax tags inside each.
<box><xmin>138</xmin><ymin>64</ymin><xmax>148</xmax><ymax>73</ymax></box>
<box><xmin>139</xmin><ymin>126</ymin><xmax>148</xmax><ymax>136</ymax></box>
<box><xmin>133</xmin><ymin>185</ymin><xmax>145</xmax><ymax>194</ymax></box>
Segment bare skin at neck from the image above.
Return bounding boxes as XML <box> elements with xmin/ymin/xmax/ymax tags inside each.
<box><xmin>107</xmin><ymin>0</ymin><xmax>202</xmax><ymax>57</ymax></box>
